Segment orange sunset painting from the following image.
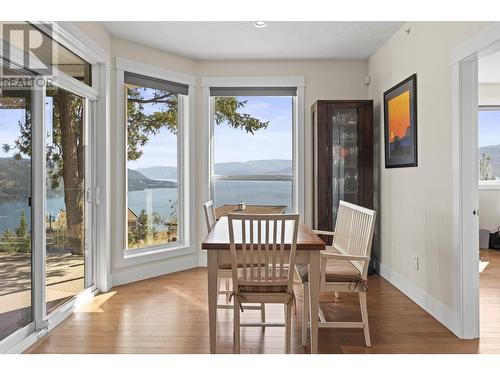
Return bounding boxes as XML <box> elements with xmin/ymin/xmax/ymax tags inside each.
<box><xmin>384</xmin><ymin>74</ymin><xmax>417</xmax><ymax>167</ymax></box>
<box><xmin>388</xmin><ymin>90</ymin><xmax>410</xmax><ymax>144</ymax></box>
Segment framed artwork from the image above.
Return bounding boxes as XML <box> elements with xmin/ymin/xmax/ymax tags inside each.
<box><xmin>383</xmin><ymin>74</ymin><xmax>418</xmax><ymax>168</ymax></box>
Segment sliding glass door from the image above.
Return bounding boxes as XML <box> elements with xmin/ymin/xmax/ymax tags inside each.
<box><xmin>0</xmin><ymin>22</ymin><xmax>96</xmax><ymax>351</ymax></box>
<box><xmin>0</xmin><ymin>89</ymin><xmax>33</xmax><ymax>341</ymax></box>
<box><xmin>45</xmin><ymin>87</ymin><xmax>89</xmax><ymax>315</ymax></box>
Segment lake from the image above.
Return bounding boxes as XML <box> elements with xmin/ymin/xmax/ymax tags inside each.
<box><xmin>0</xmin><ymin>180</ymin><xmax>292</xmax><ymax>234</ymax></box>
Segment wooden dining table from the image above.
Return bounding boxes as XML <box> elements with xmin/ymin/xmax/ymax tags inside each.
<box><xmin>201</xmin><ymin>216</ymin><xmax>326</xmax><ymax>354</ymax></box>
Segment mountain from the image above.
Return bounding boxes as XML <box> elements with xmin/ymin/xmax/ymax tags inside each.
<box><xmin>480</xmin><ymin>145</ymin><xmax>500</xmax><ymax>178</ymax></box>
<box><xmin>127</xmin><ymin>169</ymin><xmax>177</xmax><ymax>191</ymax></box>
<box><xmin>215</xmin><ymin>159</ymin><xmax>292</xmax><ymax>175</ymax></box>
<box><xmin>0</xmin><ymin>158</ymin><xmax>31</xmax><ymax>202</ymax></box>
<box><xmin>137</xmin><ymin>160</ymin><xmax>293</xmax><ymax>180</ymax></box>
<box><xmin>136</xmin><ymin>166</ymin><xmax>177</xmax><ymax>180</ymax></box>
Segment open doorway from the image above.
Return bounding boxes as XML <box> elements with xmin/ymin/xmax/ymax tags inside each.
<box><xmin>478</xmin><ymin>50</ymin><xmax>500</xmax><ymax>339</ymax></box>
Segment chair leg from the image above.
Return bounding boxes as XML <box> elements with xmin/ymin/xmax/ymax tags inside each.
<box><xmin>260</xmin><ymin>303</ymin><xmax>266</xmax><ymax>326</ymax></box>
<box><xmin>285</xmin><ymin>303</ymin><xmax>293</xmax><ymax>354</ymax></box>
<box><xmin>359</xmin><ymin>291</ymin><xmax>371</xmax><ymax>347</ymax></box>
<box><xmin>217</xmin><ymin>278</ymin><xmax>221</xmax><ymax>301</ymax></box>
<box><xmin>225</xmin><ymin>278</ymin><xmax>231</xmax><ymax>304</ymax></box>
<box><xmin>301</xmin><ymin>283</ymin><xmax>309</xmax><ymax>347</ymax></box>
<box><xmin>233</xmin><ymin>300</ymin><xmax>240</xmax><ymax>354</ymax></box>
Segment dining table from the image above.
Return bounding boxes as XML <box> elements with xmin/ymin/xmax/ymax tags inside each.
<box><xmin>201</xmin><ymin>216</ymin><xmax>326</xmax><ymax>354</ymax></box>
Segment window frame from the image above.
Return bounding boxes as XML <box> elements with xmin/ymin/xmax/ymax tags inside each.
<box><xmin>201</xmin><ymin>76</ymin><xmax>305</xmax><ymax>221</ymax></box>
<box><xmin>114</xmin><ymin>58</ymin><xmax>196</xmax><ymax>269</ymax></box>
<box><xmin>478</xmin><ymin>105</ymin><xmax>500</xmax><ymax>189</ymax></box>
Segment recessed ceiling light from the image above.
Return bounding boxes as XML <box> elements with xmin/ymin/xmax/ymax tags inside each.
<box><xmin>253</xmin><ymin>21</ymin><xmax>268</xmax><ymax>28</ymax></box>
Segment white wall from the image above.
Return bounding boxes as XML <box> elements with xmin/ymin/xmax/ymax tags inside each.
<box><xmin>479</xmin><ymin>83</ymin><xmax>500</xmax><ymax>105</ymax></box>
<box><xmin>479</xmin><ymin>190</ymin><xmax>500</xmax><ymax>232</ymax></box>
<box><xmin>368</xmin><ymin>22</ymin><xmax>490</xmax><ymax>334</ymax></box>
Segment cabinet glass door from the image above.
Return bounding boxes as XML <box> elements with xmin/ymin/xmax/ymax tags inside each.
<box><xmin>332</xmin><ymin>108</ymin><xmax>359</xmax><ymax>223</ymax></box>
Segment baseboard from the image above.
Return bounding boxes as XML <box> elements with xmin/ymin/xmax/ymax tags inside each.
<box><xmin>111</xmin><ymin>253</ymin><xmax>200</xmax><ymax>287</ymax></box>
<box><xmin>373</xmin><ymin>259</ymin><xmax>459</xmax><ymax>336</ymax></box>
<box><xmin>198</xmin><ymin>250</ymin><xmax>207</xmax><ymax>267</ymax></box>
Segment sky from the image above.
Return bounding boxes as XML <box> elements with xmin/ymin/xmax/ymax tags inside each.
<box><xmin>478</xmin><ymin>110</ymin><xmax>500</xmax><ymax>148</ymax></box>
<box><xmin>214</xmin><ymin>96</ymin><xmax>292</xmax><ymax>164</ymax></box>
<box><xmin>0</xmin><ymin>97</ymin><xmax>55</xmax><ymax>159</ymax></box>
<box><xmin>127</xmin><ymin>93</ymin><xmax>293</xmax><ymax>169</ymax></box>
<box><xmin>0</xmin><ymin>107</ymin><xmax>25</xmax><ymax>158</ymax></box>
<box><xmin>1</xmin><ymin>93</ymin><xmax>293</xmax><ymax>168</ymax></box>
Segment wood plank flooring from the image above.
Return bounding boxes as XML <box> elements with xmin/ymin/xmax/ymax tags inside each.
<box><xmin>25</xmin><ymin>253</ymin><xmax>500</xmax><ymax>354</ymax></box>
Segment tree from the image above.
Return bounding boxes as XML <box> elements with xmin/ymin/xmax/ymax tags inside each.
<box><xmin>15</xmin><ymin>210</ymin><xmax>31</xmax><ymax>253</ymax></box>
<box><xmin>480</xmin><ymin>153</ymin><xmax>495</xmax><ymax>181</ymax></box>
<box><xmin>126</xmin><ymin>89</ymin><xmax>269</xmax><ymax>161</ymax></box>
<box><xmin>129</xmin><ymin>209</ymin><xmax>162</xmax><ymax>247</ymax></box>
<box><xmin>1</xmin><ymin>229</ymin><xmax>16</xmax><ymax>253</ymax></box>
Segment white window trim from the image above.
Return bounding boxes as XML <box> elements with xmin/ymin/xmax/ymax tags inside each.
<box><xmin>478</xmin><ymin>105</ymin><xmax>500</xmax><ymax>189</ymax></box>
<box><xmin>114</xmin><ymin>58</ymin><xmax>196</xmax><ymax>270</ymax></box>
<box><xmin>201</xmin><ymin>76</ymin><xmax>305</xmax><ymax>221</ymax></box>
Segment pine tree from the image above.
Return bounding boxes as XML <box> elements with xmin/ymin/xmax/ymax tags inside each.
<box><xmin>15</xmin><ymin>210</ymin><xmax>31</xmax><ymax>253</ymax></box>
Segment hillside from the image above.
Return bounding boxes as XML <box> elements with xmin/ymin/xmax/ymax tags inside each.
<box><xmin>137</xmin><ymin>159</ymin><xmax>293</xmax><ymax>180</ymax></box>
<box><xmin>128</xmin><ymin>169</ymin><xmax>177</xmax><ymax>191</ymax></box>
<box><xmin>0</xmin><ymin>158</ymin><xmax>177</xmax><ymax>203</ymax></box>
<box><xmin>480</xmin><ymin>144</ymin><xmax>500</xmax><ymax>179</ymax></box>
<box><xmin>136</xmin><ymin>166</ymin><xmax>177</xmax><ymax>180</ymax></box>
<box><xmin>0</xmin><ymin>158</ymin><xmax>31</xmax><ymax>202</ymax></box>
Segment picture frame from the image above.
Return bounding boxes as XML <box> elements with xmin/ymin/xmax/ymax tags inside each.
<box><xmin>383</xmin><ymin>74</ymin><xmax>418</xmax><ymax>168</ymax></box>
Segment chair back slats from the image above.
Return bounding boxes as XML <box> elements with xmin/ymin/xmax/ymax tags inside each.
<box><xmin>332</xmin><ymin>201</ymin><xmax>377</xmax><ymax>278</ymax></box>
<box><xmin>203</xmin><ymin>201</ymin><xmax>217</xmax><ymax>233</ymax></box>
<box><xmin>227</xmin><ymin>213</ymin><xmax>300</xmax><ymax>290</ymax></box>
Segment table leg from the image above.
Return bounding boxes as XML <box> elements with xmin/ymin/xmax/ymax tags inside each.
<box><xmin>308</xmin><ymin>251</ymin><xmax>320</xmax><ymax>354</ymax></box>
<box><xmin>208</xmin><ymin>251</ymin><xmax>218</xmax><ymax>354</ymax></box>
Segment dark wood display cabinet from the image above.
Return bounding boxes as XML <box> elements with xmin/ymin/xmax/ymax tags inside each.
<box><xmin>312</xmin><ymin>100</ymin><xmax>373</xmax><ymax>235</ymax></box>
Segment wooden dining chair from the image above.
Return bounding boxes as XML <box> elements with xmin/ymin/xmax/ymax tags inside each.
<box><xmin>203</xmin><ymin>201</ymin><xmax>266</xmax><ymax>321</ymax></box>
<box><xmin>228</xmin><ymin>213</ymin><xmax>300</xmax><ymax>354</ymax></box>
<box><xmin>296</xmin><ymin>200</ymin><xmax>376</xmax><ymax>347</ymax></box>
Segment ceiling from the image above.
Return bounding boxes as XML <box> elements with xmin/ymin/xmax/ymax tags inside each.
<box><xmin>479</xmin><ymin>50</ymin><xmax>500</xmax><ymax>83</ymax></box>
<box><xmin>102</xmin><ymin>21</ymin><xmax>403</xmax><ymax>60</ymax></box>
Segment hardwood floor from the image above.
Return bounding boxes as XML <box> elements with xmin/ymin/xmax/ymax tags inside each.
<box><xmin>25</xmin><ymin>255</ymin><xmax>500</xmax><ymax>354</ymax></box>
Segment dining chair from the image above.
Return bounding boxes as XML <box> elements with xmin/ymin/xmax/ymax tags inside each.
<box><xmin>296</xmin><ymin>200</ymin><xmax>376</xmax><ymax>347</ymax></box>
<box><xmin>228</xmin><ymin>213</ymin><xmax>300</xmax><ymax>354</ymax></box>
<box><xmin>203</xmin><ymin>201</ymin><xmax>266</xmax><ymax>321</ymax></box>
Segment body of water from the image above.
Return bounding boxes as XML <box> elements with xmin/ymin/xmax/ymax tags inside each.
<box><xmin>1</xmin><ymin>180</ymin><xmax>292</xmax><ymax>234</ymax></box>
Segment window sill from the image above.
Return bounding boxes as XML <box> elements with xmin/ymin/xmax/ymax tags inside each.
<box><xmin>479</xmin><ymin>182</ymin><xmax>500</xmax><ymax>191</ymax></box>
<box><xmin>115</xmin><ymin>243</ymin><xmax>196</xmax><ymax>269</ymax></box>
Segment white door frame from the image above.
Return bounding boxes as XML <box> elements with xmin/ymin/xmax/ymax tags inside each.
<box><xmin>451</xmin><ymin>22</ymin><xmax>500</xmax><ymax>339</ymax></box>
